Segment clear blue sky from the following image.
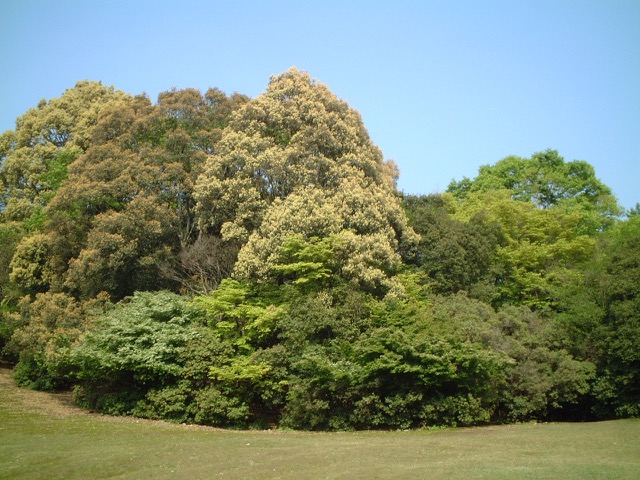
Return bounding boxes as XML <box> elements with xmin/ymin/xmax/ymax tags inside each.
<box><xmin>2</xmin><ymin>0</ymin><xmax>639</xmax><ymax>210</ymax></box>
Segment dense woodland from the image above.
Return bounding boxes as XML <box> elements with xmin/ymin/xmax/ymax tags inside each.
<box><xmin>0</xmin><ymin>69</ymin><xmax>638</xmax><ymax>430</ymax></box>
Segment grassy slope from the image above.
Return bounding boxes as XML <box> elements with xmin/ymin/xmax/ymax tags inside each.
<box><xmin>1</xmin><ymin>367</ymin><xmax>639</xmax><ymax>480</ymax></box>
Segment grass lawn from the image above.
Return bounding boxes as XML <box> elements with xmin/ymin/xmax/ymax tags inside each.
<box><xmin>1</xmin><ymin>367</ymin><xmax>639</xmax><ymax>479</ymax></box>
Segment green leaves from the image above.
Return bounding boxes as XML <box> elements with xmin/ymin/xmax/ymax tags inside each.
<box><xmin>271</xmin><ymin>236</ymin><xmax>335</xmax><ymax>289</ymax></box>
<box><xmin>403</xmin><ymin>194</ymin><xmax>497</xmax><ymax>296</ymax></box>
<box><xmin>194</xmin><ymin>279</ymin><xmax>284</xmax><ymax>350</ymax></box>
<box><xmin>1</xmin><ymin>71</ymin><xmax>637</xmax><ymax>431</ymax></box>
<box><xmin>450</xmin><ymin>190</ymin><xmax>598</xmax><ymax>309</ymax></box>
<box><xmin>585</xmin><ymin>217</ymin><xmax>640</xmax><ymax>417</ymax></box>
<box><xmin>69</xmin><ymin>291</ymin><xmax>219</xmax><ymax>418</ymax></box>
<box><xmin>448</xmin><ymin>150</ymin><xmax>621</xmax><ymax>224</ymax></box>
<box><xmin>71</xmin><ymin>291</ymin><xmax>198</xmax><ymax>384</ymax></box>
<box><xmin>0</xmin><ymin>82</ymin><xmax>129</xmax><ymax>222</ymax></box>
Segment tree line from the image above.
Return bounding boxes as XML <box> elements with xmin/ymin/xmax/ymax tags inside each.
<box><xmin>0</xmin><ymin>68</ymin><xmax>638</xmax><ymax>429</ymax></box>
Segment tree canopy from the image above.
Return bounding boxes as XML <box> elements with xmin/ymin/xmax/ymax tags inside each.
<box><xmin>195</xmin><ymin>69</ymin><xmax>417</xmax><ymax>294</ymax></box>
<box><xmin>0</xmin><ymin>70</ymin><xmax>637</xmax><ymax>431</ymax></box>
<box><xmin>448</xmin><ymin>149</ymin><xmax>621</xmax><ymax>233</ymax></box>
<box><xmin>0</xmin><ymin>81</ymin><xmax>130</xmax><ymax>222</ymax></box>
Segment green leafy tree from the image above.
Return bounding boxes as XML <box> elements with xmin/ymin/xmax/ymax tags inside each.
<box><xmin>194</xmin><ymin>278</ymin><xmax>284</xmax><ymax>351</ymax></box>
<box><xmin>0</xmin><ymin>82</ymin><xmax>130</xmax><ymax>300</ymax></box>
<box><xmin>452</xmin><ymin>190</ymin><xmax>597</xmax><ymax>309</ymax></box>
<box><xmin>627</xmin><ymin>203</ymin><xmax>640</xmax><ymax>218</ymax></box>
<box><xmin>71</xmin><ymin>289</ymin><xmax>275</xmax><ymax>427</ymax></box>
<box><xmin>585</xmin><ymin>217</ymin><xmax>640</xmax><ymax>417</ymax></box>
<box><xmin>64</xmin><ymin>196</ymin><xmax>179</xmax><ymax>299</ymax></box>
<box><xmin>349</xmin><ymin>327</ymin><xmax>503</xmax><ymax>429</ymax></box>
<box><xmin>489</xmin><ymin>305</ymin><xmax>595</xmax><ymax>421</ymax></box>
<box><xmin>403</xmin><ymin>193</ymin><xmax>498</xmax><ymax>296</ymax></box>
<box><xmin>425</xmin><ymin>292</ymin><xmax>596</xmax><ymax>422</ymax></box>
<box><xmin>3</xmin><ymin>292</ymin><xmax>101</xmax><ymax>390</ymax></box>
<box><xmin>448</xmin><ymin>149</ymin><xmax>621</xmax><ymax>233</ymax></box>
<box><xmin>71</xmin><ymin>291</ymin><xmax>204</xmax><ymax>415</ymax></box>
<box><xmin>271</xmin><ymin>236</ymin><xmax>337</xmax><ymax>291</ymax></box>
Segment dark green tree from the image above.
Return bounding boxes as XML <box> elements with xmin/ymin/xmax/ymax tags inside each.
<box><xmin>590</xmin><ymin>217</ymin><xmax>640</xmax><ymax>417</ymax></box>
<box><xmin>403</xmin><ymin>193</ymin><xmax>498</xmax><ymax>297</ymax></box>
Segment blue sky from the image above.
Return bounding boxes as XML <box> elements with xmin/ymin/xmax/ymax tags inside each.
<box><xmin>2</xmin><ymin>0</ymin><xmax>639</xmax><ymax>209</ymax></box>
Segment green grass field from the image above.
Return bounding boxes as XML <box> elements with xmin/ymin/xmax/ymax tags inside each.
<box><xmin>1</xmin><ymin>367</ymin><xmax>639</xmax><ymax>479</ymax></box>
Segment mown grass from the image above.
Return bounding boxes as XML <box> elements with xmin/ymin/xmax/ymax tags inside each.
<box><xmin>1</xmin><ymin>367</ymin><xmax>639</xmax><ymax>479</ymax></box>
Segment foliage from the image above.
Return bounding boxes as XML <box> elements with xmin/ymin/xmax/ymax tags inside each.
<box><xmin>0</xmin><ymin>222</ymin><xmax>25</xmax><ymax>303</ymax></box>
<box><xmin>585</xmin><ymin>218</ymin><xmax>640</xmax><ymax>417</ymax></box>
<box><xmin>0</xmin><ymin>82</ymin><xmax>130</xmax><ymax>301</ymax></box>
<box><xmin>416</xmin><ymin>292</ymin><xmax>596</xmax><ymax>422</ymax></box>
<box><xmin>0</xmin><ymin>81</ymin><xmax>129</xmax><ymax>222</ymax></box>
<box><xmin>195</xmin><ymin>68</ymin><xmax>418</xmax><ymax>295</ymax></box>
<box><xmin>450</xmin><ymin>190</ymin><xmax>597</xmax><ymax>309</ymax></box>
<box><xmin>8</xmin><ymin>233</ymin><xmax>56</xmax><ymax>295</ymax></box>
<box><xmin>196</xmin><ymin>276</ymin><xmax>598</xmax><ymax>429</ymax></box>
<box><xmin>70</xmin><ymin>292</ymin><xmax>196</xmax><ymax>409</ymax></box>
<box><xmin>64</xmin><ymin>195</ymin><xmax>179</xmax><ymax>299</ymax></box>
<box><xmin>448</xmin><ymin>149</ymin><xmax>621</xmax><ymax>232</ymax></box>
<box><xmin>0</xmin><ymin>71</ymin><xmax>637</xmax><ymax>431</ymax></box>
<box><xmin>271</xmin><ymin>236</ymin><xmax>336</xmax><ymax>289</ymax></box>
<box><xmin>3</xmin><ymin>292</ymin><xmax>101</xmax><ymax>390</ymax></box>
<box><xmin>194</xmin><ymin>278</ymin><xmax>284</xmax><ymax>350</ymax></box>
<box><xmin>38</xmin><ymin>88</ymin><xmax>247</xmax><ymax>300</ymax></box>
<box><xmin>491</xmin><ymin>305</ymin><xmax>595</xmax><ymax>421</ymax></box>
<box><xmin>403</xmin><ymin>193</ymin><xmax>498</xmax><ymax>297</ymax></box>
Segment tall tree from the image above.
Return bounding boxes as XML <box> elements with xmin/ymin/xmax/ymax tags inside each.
<box><xmin>0</xmin><ymin>81</ymin><xmax>130</xmax><ymax>222</ymax></box>
<box><xmin>452</xmin><ymin>190</ymin><xmax>596</xmax><ymax>309</ymax></box>
<box><xmin>195</xmin><ymin>68</ymin><xmax>417</xmax><ymax>294</ymax></box>
<box><xmin>0</xmin><ymin>82</ymin><xmax>130</xmax><ymax>301</ymax></box>
<box><xmin>590</xmin><ymin>217</ymin><xmax>640</xmax><ymax>417</ymax></box>
<box><xmin>38</xmin><ymin>87</ymin><xmax>247</xmax><ymax>299</ymax></box>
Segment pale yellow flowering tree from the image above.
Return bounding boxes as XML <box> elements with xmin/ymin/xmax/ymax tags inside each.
<box><xmin>195</xmin><ymin>68</ymin><xmax>417</xmax><ymax>293</ymax></box>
